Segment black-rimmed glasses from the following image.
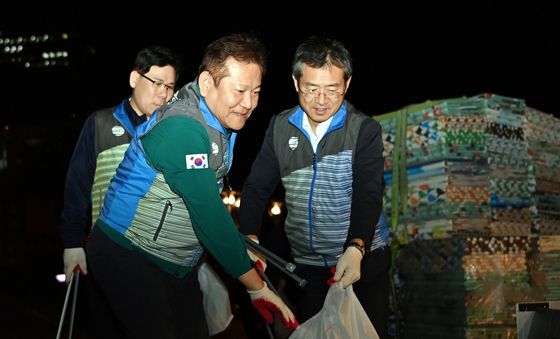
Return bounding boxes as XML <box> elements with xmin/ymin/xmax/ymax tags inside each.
<box><xmin>139</xmin><ymin>73</ymin><xmax>174</xmax><ymax>93</ymax></box>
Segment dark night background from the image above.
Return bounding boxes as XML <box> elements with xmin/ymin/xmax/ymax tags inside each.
<box><xmin>0</xmin><ymin>2</ymin><xmax>558</xmax><ymax>337</ymax></box>
<box><xmin>3</xmin><ymin>3</ymin><xmax>558</xmax><ymax>181</ymax></box>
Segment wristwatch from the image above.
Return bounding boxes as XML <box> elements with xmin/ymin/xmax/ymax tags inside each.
<box><xmin>344</xmin><ymin>240</ymin><xmax>367</xmax><ymax>256</ymax></box>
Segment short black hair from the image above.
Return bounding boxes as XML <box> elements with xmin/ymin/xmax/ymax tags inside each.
<box><xmin>292</xmin><ymin>36</ymin><xmax>352</xmax><ymax>82</ymax></box>
<box><xmin>133</xmin><ymin>45</ymin><xmax>181</xmax><ymax>81</ymax></box>
<box><xmin>198</xmin><ymin>33</ymin><xmax>267</xmax><ymax>85</ymax></box>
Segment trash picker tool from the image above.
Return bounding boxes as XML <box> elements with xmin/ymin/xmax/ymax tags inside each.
<box><xmin>245</xmin><ymin>236</ymin><xmax>307</xmax><ymax>288</ymax></box>
<box><xmin>56</xmin><ymin>267</ymin><xmax>80</xmax><ymax>339</ymax></box>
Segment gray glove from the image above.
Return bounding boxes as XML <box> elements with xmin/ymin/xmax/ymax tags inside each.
<box><xmin>333</xmin><ymin>246</ymin><xmax>362</xmax><ymax>288</ymax></box>
<box><xmin>246</xmin><ymin>238</ymin><xmax>267</xmax><ymax>272</ymax></box>
<box><xmin>63</xmin><ymin>247</ymin><xmax>87</xmax><ymax>283</ymax></box>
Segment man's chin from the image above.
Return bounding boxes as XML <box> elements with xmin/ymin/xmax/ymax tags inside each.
<box><xmin>227</xmin><ymin>118</ymin><xmax>249</xmax><ymax>131</ymax></box>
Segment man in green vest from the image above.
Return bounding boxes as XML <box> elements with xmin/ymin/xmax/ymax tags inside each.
<box><xmin>87</xmin><ymin>33</ymin><xmax>298</xmax><ymax>338</ymax></box>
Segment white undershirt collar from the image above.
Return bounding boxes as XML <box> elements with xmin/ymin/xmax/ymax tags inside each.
<box><xmin>302</xmin><ymin>114</ymin><xmax>333</xmax><ymax>152</ymax></box>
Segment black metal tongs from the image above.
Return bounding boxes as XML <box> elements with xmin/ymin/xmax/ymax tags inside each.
<box><xmin>244</xmin><ymin>236</ymin><xmax>307</xmax><ymax>288</ymax></box>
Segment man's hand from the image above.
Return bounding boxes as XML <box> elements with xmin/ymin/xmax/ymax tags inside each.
<box><xmin>248</xmin><ymin>282</ymin><xmax>298</xmax><ymax>330</ymax></box>
<box><xmin>333</xmin><ymin>246</ymin><xmax>363</xmax><ymax>288</ymax></box>
<box><xmin>246</xmin><ymin>238</ymin><xmax>267</xmax><ymax>272</ymax></box>
<box><xmin>63</xmin><ymin>247</ymin><xmax>87</xmax><ymax>283</ymax></box>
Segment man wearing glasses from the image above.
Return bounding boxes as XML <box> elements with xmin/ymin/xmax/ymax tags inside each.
<box><xmin>238</xmin><ymin>36</ymin><xmax>391</xmax><ymax>338</ymax></box>
<box><xmin>59</xmin><ymin>45</ymin><xmax>179</xmax><ymax>337</ymax></box>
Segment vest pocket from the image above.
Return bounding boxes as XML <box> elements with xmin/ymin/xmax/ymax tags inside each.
<box><xmin>153</xmin><ymin>200</ymin><xmax>173</xmax><ymax>241</ymax></box>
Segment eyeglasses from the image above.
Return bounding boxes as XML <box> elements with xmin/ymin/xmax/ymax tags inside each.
<box><xmin>139</xmin><ymin>73</ymin><xmax>174</xmax><ymax>93</ymax></box>
<box><xmin>298</xmin><ymin>87</ymin><xmax>345</xmax><ymax>101</ymax></box>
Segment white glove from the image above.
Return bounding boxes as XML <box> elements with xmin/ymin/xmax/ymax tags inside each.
<box><xmin>63</xmin><ymin>247</ymin><xmax>87</xmax><ymax>283</ymax></box>
<box><xmin>333</xmin><ymin>246</ymin><xmax>363</xmax><ymax>288</ymax></box>
<box><xmin>246</xmin><ymin>238</ymin><xmax>267</xmax><ymax>272</ymax></box>
<box><xmin>248</xmin><ymin>282</ymin><xmax>298</xmax><ymax>330</ymax></box>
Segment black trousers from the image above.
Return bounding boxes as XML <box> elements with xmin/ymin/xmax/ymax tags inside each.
<box><xmin>86</xmin><ymin>226</ymin><xmax>208</xmax><ymax>339</ymax></box>
<box><xmin>292</xmin><ymin>246</ymin><xmax>391</xmax><ymax>339</ymax></box>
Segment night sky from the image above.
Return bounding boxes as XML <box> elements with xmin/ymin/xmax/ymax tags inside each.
<box><xmin>2</xmin><ymin>3</ymin><xmax>559</xmax><ymax>187</ymax></box>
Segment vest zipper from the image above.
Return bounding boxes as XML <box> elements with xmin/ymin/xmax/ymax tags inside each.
<box><xmin>153</xmin><ymin>200</ymin><xmax>173</xmax><ymax>241</ymax></box>
<box><xmin>312</xmin><ymin>153</ymin><xmax>317</xmax><ymax>171</ymax></box>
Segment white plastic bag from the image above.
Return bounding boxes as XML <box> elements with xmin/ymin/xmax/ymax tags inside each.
<box><xmin>289</xmin><ymin>282</ymin><xmax>379</xmax><ymax>339</ymax></box>
<box><xmin>197</xmin><ymin>262</ymin><xmax>234</xmax><ymax>335</ymax></box>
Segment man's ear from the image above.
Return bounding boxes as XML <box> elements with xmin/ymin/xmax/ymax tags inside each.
<box><xmin>345</xmin><ymin>76</ymin><xmax>352</xmax><ymax>92</ymax></box>
<box><xmin>198</xmin><ymin>71</ymin><xmax>212</xmax><ymax>96</ymax></box>
<box><xmin>291</xmin><ymin>75</ymin><xmax>299</xmax><ymax>93</ymax></box>
<box><xmin>130</xmin><ymin>70</ymin><xmax>140</xmax><ymax>89</ymax></box>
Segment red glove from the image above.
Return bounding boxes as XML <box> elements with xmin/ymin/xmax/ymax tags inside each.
<box><xmin>327</xmin><ymin>266</ymin><xmax>337</xmax><ymax>286</ymax></box>
<box><xmin>248</xmin><ymin>282</ymin><xmax>299</xmax><ymax>330</ymax></box>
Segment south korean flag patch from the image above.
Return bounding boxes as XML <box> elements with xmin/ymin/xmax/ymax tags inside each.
<box><xmin>186</xmin><ymin>154</ymin><xmax>208</xmax><ymax>169</ymax></box>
